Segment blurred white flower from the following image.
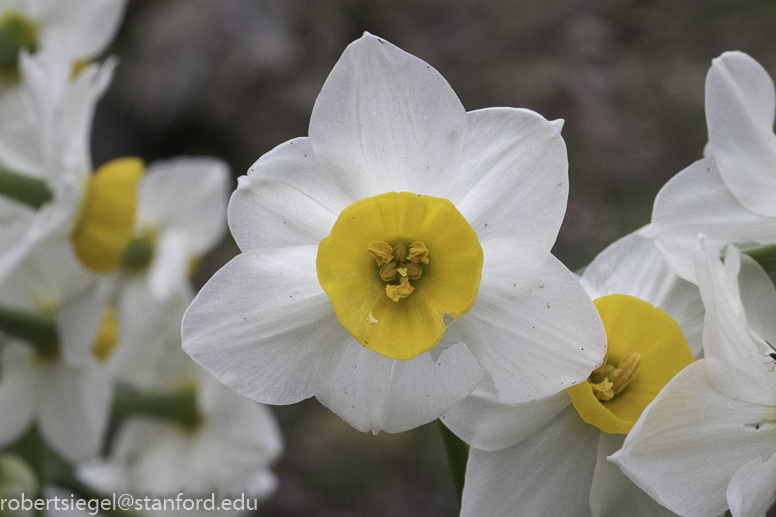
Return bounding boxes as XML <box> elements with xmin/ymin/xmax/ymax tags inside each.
<box><xmin>0</xmin><ymin>0</ymin><xmax>127</xmax><ymax>80</ymax></box>
<box><xmin>0</xmin><ymin>239</ymin><xmax>116</xmax><ymax>461</ymax></box>
<box><xmin>182</xmin><ymin>33</ymin><xmax>606</xmax><ymax>434</ymax></box>
<box><xmin>79</xmin><ymin>371</ymin><xmax>283</xmax><ymax>517</ymax></box>
<box><xmin>611</xmin><ymin>240</ymin><xmax>776</xmax><ymax>517</ymax></box>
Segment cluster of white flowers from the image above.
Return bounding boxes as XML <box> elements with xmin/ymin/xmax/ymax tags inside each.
<box><xmin>2</xmin><ymin>4</ymin><xmax>775</xmax><ymax>516</ymax></box>
<box><xmin>0</xmin><ymin>2</ymin><xmax>282</xmax><ymax>516</ymax></box>
<box><xmin>182</xmin><ymin>33</ymin><xmax>776</xmax><ymax>517</ymax></box>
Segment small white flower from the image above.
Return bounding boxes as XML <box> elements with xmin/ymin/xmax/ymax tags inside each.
<box><xmin>443</xmin><ymin>231</ymin><xmax>697</xmax><ymax>516</ymax></box>
<box><xmin>79</xmin><ymin>371</ymin><xmax>283</xmax><ymax>517</ymax></box>
<box><xmin>611</xmin><ymin>238</ymin><xmax>776</xmax><ymax>517</ymax></box>
<box><xmin>642</xmin><ymin>51</ymin><xmax>776</xmax><ymax>283</ymax></box>
<box><xmin>182</xmin><ymin>33</ymin><xmax>607</xmax><ymax>434</ymax></box>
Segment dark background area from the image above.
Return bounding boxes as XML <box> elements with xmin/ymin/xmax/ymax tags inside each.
<box><xmin>89</xmin><ymin>1</ymin><xmax>776</xmax><ymax>515</ymax></box>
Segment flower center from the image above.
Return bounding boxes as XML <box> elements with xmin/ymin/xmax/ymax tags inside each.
<box><xmin>587</xmin><ymin>352</ymin><xmax>642</xmax><ymax>401</ymax></box>
<box><xmin>72</xmin><ymin>157</ymin><xmax>144</xmax><ymax>273</ymax></box>
<box><xmin>368</xmin><ymin>240</ymin><xmax>429</xmax><ymax>301</ymax></box>
<box><xmin>566</xmin><ymin>294</ymin><xmax>694</xmax><ymax>434</ymax></box>
<box><xmin>317</xmin><ymin>191</ymin><xmax>483</xmax><ymax>361</ymax></box>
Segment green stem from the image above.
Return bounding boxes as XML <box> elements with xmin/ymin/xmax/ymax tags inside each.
<box><xmin>438</xmin><ymin>419</ymin><xmax>468</xmax><ymax>505</ymax></box>
<box><xmin>0</xmin><ymin>306</ymin><xmax>58</xmax><ymax>358</ymax></box>
<box><xmin>0</xmin><ymin>167</ymin><xmax>52</xmax><ymax>209</ymax></box>
<box><xmin>111</xmin><ymin>389</ymin><xmax>201</xmax><ymax>430</ymax></box>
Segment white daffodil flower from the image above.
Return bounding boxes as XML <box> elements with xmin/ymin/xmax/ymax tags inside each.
<box><xmin>78</xmin><ymin>371</ymin><xmax>283</xmax><ymax>517</ymax></box>
<box><xmin>442</xmin><ymin>232</ymin><xmax>698</xmax><ymax>516</ymax></box>
<box><xmin>641</xmin><ymin>51</ymin><xmax>776</xmax><ymax>283</ymax></box>
<box><xmin>181</xmin><ymin>33</ymin><xmax>607</xmax><ymax>434</ymax></box>
<box><xmin>611</xmin><ymin>239</ymin><xmax>776</xmax><ymax>517</ymax></box>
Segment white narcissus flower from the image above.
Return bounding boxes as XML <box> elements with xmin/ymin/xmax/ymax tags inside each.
<box><xmin>0</xmin><ymin>238</ymin><xmax>116</xmax><ymax>462</ymax></box>
<box><xmin>0</xmin><ymin>50</ymin><xmax>126</xmax><ymax>282</ymax></box>
<box><xmin>78</xmin><ymin>371</ymin><xmax>284</xmax><ymax>517</ymax></box>
<box><xmin>181</xmin><ymin>33</ymin><xmax>607</xmax><ymax>434</ymax></box>
<box><xmin>610</xmin><ymin>240</ymin><xmax>776</xmax><ymax>517</ymax></box>
<box><xmin>110</xmin><ymin>157</ymin><xmax>229</xmax><ymax>389</ymax></box>
<box><xmin>442</xmin><ymin>231</ymin><xmax>698</xmax><ymax>516</ymax></box>
<box><xmin>641</xmin><ymin>51</ymin><xmax>776</xmax><ymax>283</ymax></box>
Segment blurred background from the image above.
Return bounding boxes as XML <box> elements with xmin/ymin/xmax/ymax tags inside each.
<box><xmin>89</xmin><ymin>1</ymin><xmax>776</xmax><ymax>515</ymax></box>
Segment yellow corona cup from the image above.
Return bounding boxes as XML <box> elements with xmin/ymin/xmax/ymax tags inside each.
<box><xmin>317</xmin><ymin>192</ymin><xmax>483</xmax><ymax>361</ymax></box>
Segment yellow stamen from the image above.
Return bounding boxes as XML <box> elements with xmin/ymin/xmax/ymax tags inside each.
<box><xmin>386</xmin><ymin>276</ymin><xmax>414</xmax><ymax>302</ymax></box>
<box><xmin>368</xmin><ymin>241</ymin><xmax>394</xmax><ymax>265</ymax></box>
<box><xmin>91</xmin><ymin>307</ymin><xmax>118</xmax><ymax>363</ymax></box>
<box><xmin>408</xmin><ymin>241</ymin><xmax>430</xmax><ymax>264</ymax></box>
<box><xmin>589</xmin><ymin>352</ymin><xmax>643</xmax><ymax>401</ymax></box>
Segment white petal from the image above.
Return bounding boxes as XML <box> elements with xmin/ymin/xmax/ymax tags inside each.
<box><xmin>228</xmin><ymin>138</ymin><xmax>349</xmax><ymax>251</ymax></box>
<box><xmin>0</xmin><ymin>344</ymin><xmax>37</xmax><ymax>447</ymax></box>
<box><xmin>589</xmin><ymin>433</ymin><xmax>677</xmax><ymax>517</ymax></box>
<box><xmin>441</xmin><ymin>375</ymin><xmax>571</xmax><ymax>451</ymax></box>
<box><xmin>610</xmin><ymin>361</ymin><xmax>776</xmax><ymax>517</ymax></box>
<box><xmin>647</xmin><ymin>158</ymin><xmax>776</xmax><ymax>283</ymax></box>
<box><xmin>445</xmin><ymin>238</ymin><xmax>606</xmax><ymax>404</ymax></box>
<box><xmin>461</xmin><ymin>406</ymin><xmax>599</xmax><ymax>517</ymax></box>
<box><xmin>581</xmin><ymin>230</ymin><xmax>704</xmax><ymax>357</ymax></box>
<box><xmin>182</xmin><ymin>246</ymin><xmax>351</xmax><ymax>405</ymax></box>
<box><xmin>706</xmin><ymin>51</ymin><xmax>776</xmax><ymax>217</ymax></box>
<box><xmin>316</xmin><ymin>340</ymin><xmax>482</xmax><ymax>433</ymax></box>
<box><xmin>38</xmin><ymin>361</ymin><xmax>111</xmax><ymax>462</ymax></box>
<box><xmin>148</xmin><ymin>230</ymin><xmax>189</xmax><ymax>301</ymax></box>
<box><xmin>695</xmin><ymin>239</ymin><xmax>776</xmax><ymax>404</ymax></box>
<box><xmin>450</xmin><ymin>108</ymin><xmax>567</xmax><ymax>250</ymax></box>
<box><xmin>738</xmin><ymin>254</ymin><xmax>776</xmax><ymax>350</ymax></box>
<box><xmin>57</xmin><ymin>278</ymin><xmax>110</xmax><ymax>367</ymax></box>
<box><xmin>38</xmin><ymin>0</ymin><xmax>127</xmax><ymax>59</ymax></box>
<box><xmin>727</xmin><ymin>453</ymin><xmax>776</xmax><ymax>517</ymax></box>
<box><xmin>140</xmin><ymin>156</ymin><xmax>231</xmax><ymax>254</ymax></box>
<box><xmin>309</xmin><ymin>33</ymin><xmax>468</xmax><ymax>198</ymax></box>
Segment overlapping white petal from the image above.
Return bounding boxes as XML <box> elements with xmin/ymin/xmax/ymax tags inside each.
<box><xmin>316</xmin><ymin>341</ymin><xmax>482</xmax><ymax>434</ymax></box>
<box><xmin>581</xmin><ymin>230</ymin><xmax>704</xmax><ymax>356</ymax></box>
<box><xmin>589</xmin><ymin>433</ymin><xmax>676</xmax><ymax>517</ymax></box>
<box><xmin>440</xmin><ymin>238</ymin><xmax>605</xmax><ymax>404</ymax></box>
<box><xmin>228</xmin><ymin>138</ymin><xmax>348</xmax><ymax>251</ymax></box>
<box><xmin>611</xmin><ymin>361</ymin><xmax>776</xmax><ymax>517</ymax></box>
<box><xmin>727</xmin><ymin>454</ymin><xmax>776</xmax><ymax>517</ymax></box>
<box><xmin>461</xmin><ymin>406</ymin><xmax>600</xmax><ymax>517</ymax></box>
<box><xmin>644</xmin><ymin>158</ymin><xmax>776</xmax><ymax>284</ymax></box>
<box><xmin>706</xmin><ymin>51</ymin><xmax>776</xmax><ymax>217</ymax></box>
<box><xmin>182</xmin><ymin>246</ymin><xmax>352</xmax><ymax>405</ymax></box>
<box><xmin>441</xmin><ymin>379</ymin><xmax>570</xmax><ymax>452</ymax></box>
<box><xmin>0</xmin><ymin>342</ymin><xmax>111</xmax><ymax>462</ymax></box>
<box><xmin>695</xmin><ymin>240</ymin><xmax>776</xmax><ymax>404</ymax></box>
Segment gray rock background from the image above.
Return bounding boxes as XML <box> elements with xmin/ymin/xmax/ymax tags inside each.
<box><xmin>90</xmin><ymin>1</ymin><xmax>776</xmax><ymax>515</ymax></box>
